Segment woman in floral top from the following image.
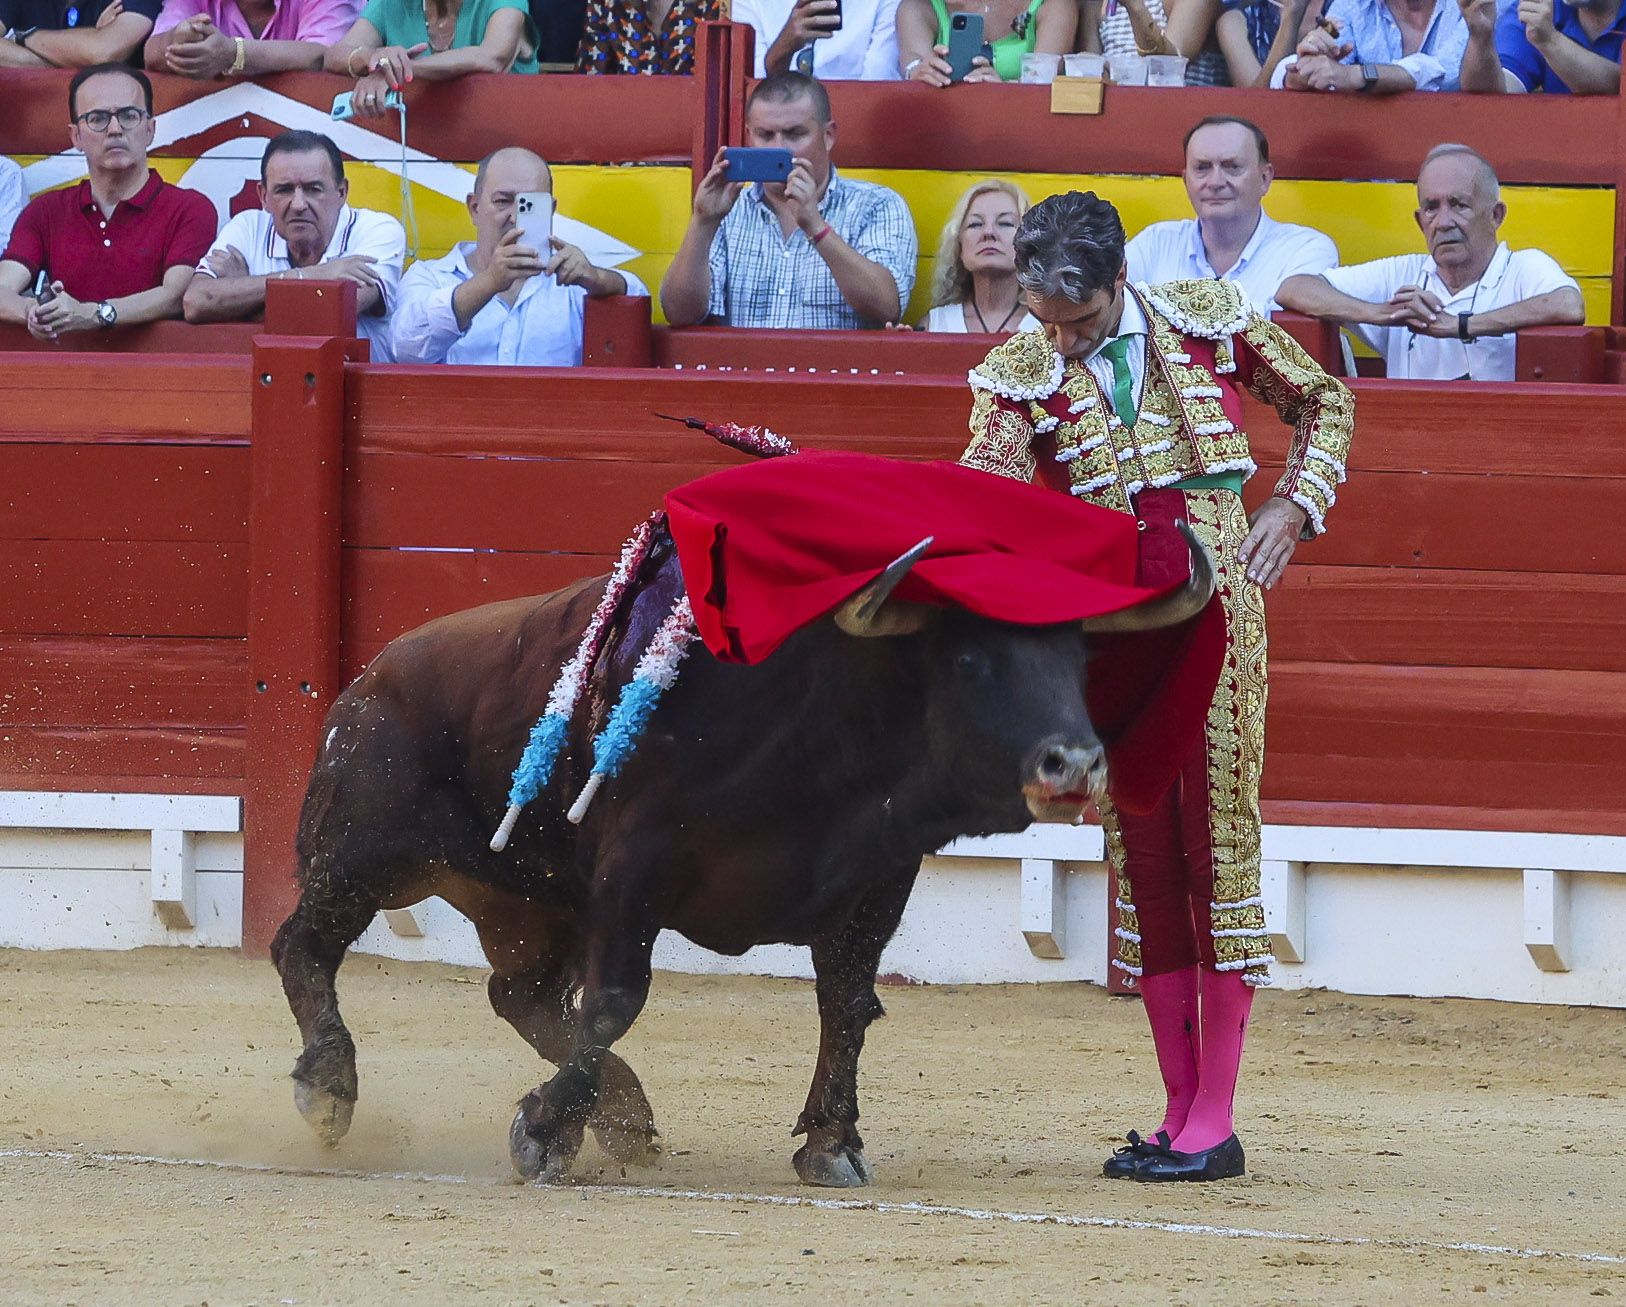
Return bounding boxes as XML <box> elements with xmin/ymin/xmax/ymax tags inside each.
<box><xmin>576</xmin><ymin>0</ymin><xmax>723</xmax><ymax>72</ymax></box>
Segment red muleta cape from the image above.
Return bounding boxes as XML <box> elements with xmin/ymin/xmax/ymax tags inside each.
<box><xmin>663</xmin><ymin>451</ymin><xmax>1224</xmax><ymax>814</ymax></box>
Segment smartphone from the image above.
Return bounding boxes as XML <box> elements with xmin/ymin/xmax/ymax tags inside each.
<box><xmin>32</xmin><ymin>269</ymin><xmax>55</xmax><ymax>305</ymax></box>
<box><xmin>515</xmin><ymin>192</ymin><xmax>554</xmax><ymax>255</ymax></box>
<box><xmin>946</xmin><ymin>11</ymin><xmax>986</xmax><ymax>83</ymax></box>
<box><xmin>723</xmin><ymin>147</ymin><xmax>795</xmax><ymax>184</ymax></box>
<box><xmin>330</xmin><ymin>88</ymin><xmax>404</xmax><ymax>121</ymax></box>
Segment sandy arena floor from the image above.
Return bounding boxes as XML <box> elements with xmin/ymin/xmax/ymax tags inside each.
<box><xmin>1</xmin><ymin>948</ymin><xmax>1622</xmax><ymax>1305</ymax></box>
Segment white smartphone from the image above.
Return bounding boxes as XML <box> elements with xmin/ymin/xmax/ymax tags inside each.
<box><xmin>514</xmin><ymin>192</ymin><xmax>554</xmax><ymax>256</ymax></box>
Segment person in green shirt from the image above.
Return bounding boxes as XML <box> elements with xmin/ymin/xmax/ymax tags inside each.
<box><xmin>897</xmin><ymin>0</ymin><xmax>1074</xmax><ymax>83</ymax></box>
<box><xmin>325</xmin><ymin>0</ymin><xmax>538</xmax><ymax>115</ymax></box>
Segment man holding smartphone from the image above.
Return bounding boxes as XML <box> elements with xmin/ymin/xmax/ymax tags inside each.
<box><xmin>392</xmin><ymin>147</ymin><xmax>643</xmax><ymax>367</ymax></box>
<box><xmin>732</xmin><ymin>0</ymin><xmax>904</xmax><ymax>79</ymax></box>
<box><xmin>660</xmin><ymin>72</ymin><xmax>916</xmax><ymax>330</ymax></box>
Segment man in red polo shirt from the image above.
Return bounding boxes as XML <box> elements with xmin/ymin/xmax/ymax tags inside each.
<box><xmin>0</xmin><ymin>64</ymin><xmax>216</xmax><ymax>342</ymax></box>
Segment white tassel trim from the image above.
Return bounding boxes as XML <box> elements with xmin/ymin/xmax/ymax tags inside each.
<box><xmin>1211</xmin><ymin>895</ymin><xmax>1264</xmax><ymax>910</ymax></box>
<box><xmin>1139</xmin><ymin>411</ymin><xmax>1172</xmax><ymax>427</ymax></box>
<box><xmin>1034</xmin><ymin>414</ymin><xmax>1060</xmax><ymax>434</ymax></box>
<box><xmin>1289</xmin><ymin>489</ymin><xmax>1328</xmax><ymax>535</ymax></box>
<box><xmin>1204</xmin><ymin>457</ymin><xmax>1258</xmax><ymax>479</ymax></box>
<box><xmin>1116</xmin><ymin>445</ymin><xmax>1138</xmax><ymax>463</ymax></box>
<box><xmin>1212</xmin><ymin>927</ymin><xmax>1273</xmax><ymax>939</ymax></box>
<box><xmin>1114</xmin><ymin>897</ymin><xmax>1137</xmax><ymax>913</ymax></box>
<box><xmin>1068</xmin><ymin>397</ymin><xmax>1099</xmax><ymax>414</ymax></box>
<box><xmin>1163</xmin><ymin>351</ymin><xmax>1191</xmax><ymax>364</ymax></box>
<box><xmin>1306</xmin><ymin>446</ymin><xmax>1348</xmax><ymax>482</ymax></box>
<box><xmin>1300</xmin><ymin>467</ymin><xmax>1338</xmax><ymax>502</ymax></box>
<box><xmin>1192</xmin><ymin>420</ymin><xmax>1236</xmax><ymax>438</ymax></box>
<box><xmin>1243</xmin><ymin>970</ymin><xmax>1274</xmax><ymax>987</ymax></box>
<box><xmin>1073</xmin><ymin>473</ymin><xmax>1117</xmax><ymax>494</ymax></box>
<box><xmin>1139</xmin><ymin>438</ymin><xmax>1175</xmax><ymax>456</ymax></box>
<box><xmin>1215</xmin><ymin>954</ymin><xmax>1275</xmax><ymax>972</ymax></box>
<box><xmin>967</xmin><ymin>351</ymin><xmax>1065</xmax><ymax>402</ymax></box>
<box><xmin>1057</xmin><ymin>433</ymin><xmax>1107</xmax><ymax>463</ymax></box>
<box><xmin>1124</xmin><ymin>478</ymin><xmax>1146</xmax><ymax>497</ymax></box>
<box><xmin>1147</xmin><ymin>469</ymin><xmax>1186</xmax><ymax>489</ymax></box>
<box><xmin>1214</xmin><ymin>349</ymin><xmax>1238</xmax><ymax>375</ymax></box>
<box><xmin>1180</xmin><ymin>385</ymin><xmax>1224</xmax><ymax>399</ymax></box>
<box><xmin>1113</xmin><ymin>927</ymin><xmax>1142</xmax><ymax>943</ymax></box>
<box><xmin>1140</xmin><ymin>283</ymin><xmax>1252</xmax><ymax>338</ymax></box>
<box><xmin>1110</xmin><ymin>958</ymin><xmax>1143</xmax><ymax>976</ymax></box>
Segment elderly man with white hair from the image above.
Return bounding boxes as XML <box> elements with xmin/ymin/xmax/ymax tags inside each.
<box><xmin>1276</xmin><ymin>145</ymin><xmax>1585</xmax><ymax>381</ymax></box>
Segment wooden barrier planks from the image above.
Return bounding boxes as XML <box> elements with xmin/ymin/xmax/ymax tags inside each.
<box><xmin>0</xmin><ymin>355</ymin><xmax>251</xmax><ymax>443</ymax></box>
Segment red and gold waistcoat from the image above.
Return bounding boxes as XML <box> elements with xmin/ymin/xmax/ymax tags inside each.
<box><xmin>960</xmin><ymin>280</ymin><xmax>1355</xmax><ymax>536</ymax></box>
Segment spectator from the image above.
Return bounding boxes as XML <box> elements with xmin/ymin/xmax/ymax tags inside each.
<box><xmin>1127</xmin><ymin>116</ymin><xmax>1337</xmax><ymax>313</ymax></box>
<box><xmin>660</xmin><ymin>73</ymin><xmax>917</xmax><ymax>330</ymax></box>
<box><xmin>1215</xmin><ymin>0</ymin><xmax>1324</xmax><ymax>84</ymax></box>
<box><xmin>0</xmin><ymin>66</ymin><xmax>214</xmax><ymax>342</ymax></box>
<box><xmin>183</xmin><ymin>130</ymin><xmax>404</xmax><ymax>360</ymax></box>
<box><xmin>896</xmin><ymin>0</ymin><xmax>1074</xmax><ymax>84</ymax></box>
<box><xmin>0</xmin><ymin>0</ymin><xmax>161</xmax><ymax>67</ymax></box>
<box><xmin>921</xmin><ymin>180</ymin><xmax>1041</xmax><ymax>334</ymax></box>
<box><xmin>1273</xmin><ymin>0</ymin><xmax>1469</xmax><ymax>90</ymax></box>
<box><xmin>392</xmin><ymin>148</ymin><xmax>645</xmax><ymax>366</ymax></box>
<box><xmin>1459</xmin><ymin>0</ymin><xmax>1623</xmax><ymax>93</ymax></box>
<box><xmin>731</xmin><ymin>0</ymin><xmax>900</xmax><ymax>79</ymax></box>
<box><xmin>0</xmin><ymin>156</ymin><xmax>23</xmax><ymax>254</ymax></box>
<box><xmin>1276</xmin><ymin>145</ymin><xmax>1584</xmax><ymax>381</ymax></box>
<box><xmin>576</xmin><ymin>0</ymin><xmax>722</xmax><ymax>72</ymax></box>
<box><xmin>144</xmin><ymin>0</ymin><xmax>359</xmax><ymax>77</ymax></box>
<box><xmin>1081</xmin><ymin>0</ymin><xmax>1230</xmax><ymax>84</ymax></box>
<box><xmin>324</xmin><ymin>0</ymin><xmax>538</xmax><ymax>113</ymax></box>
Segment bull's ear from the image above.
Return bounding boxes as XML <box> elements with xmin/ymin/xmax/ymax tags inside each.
<box><xmin>1079</xmin><ymin>522</ymin><xmax>1216</xmax><ymax>635</ymax></box>
<box><xmin>834</xmin><ymin>537</ymin><xmax>933</xmax><ymax>638</ymax></box>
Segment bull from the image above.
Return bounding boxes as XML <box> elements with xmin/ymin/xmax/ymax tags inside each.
<box><xmin>271</xmin><ymin>525</ymin><xmax>1213</xmax><ymax>1186</ymax></box>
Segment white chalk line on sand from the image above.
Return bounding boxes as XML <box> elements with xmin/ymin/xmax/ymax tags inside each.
<box><xmin>3</xmin><ymin>1146</ymin><xmax>1621</xmax><ymax>1268</ymax></box>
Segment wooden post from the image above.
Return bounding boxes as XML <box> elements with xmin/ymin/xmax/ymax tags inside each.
<box><xmin>693</xmin><ymin>19</ymin><xmax>752</xmax><ymax>189</ymax></box>
<box><xmin>582</xmin><ymin>294</ymin><xmax>654</xmax><ymax>367</ymax></box>
<box><xmin>241</xmin><ymin>334</ymin><xmax>350</xmax><ymax>957</ymax></box>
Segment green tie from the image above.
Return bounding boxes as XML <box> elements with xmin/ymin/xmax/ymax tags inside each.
<box><xmin>1100</xmin><ymin>336</ymin><xmax>1138</xmax><ymax>429</ymax></box>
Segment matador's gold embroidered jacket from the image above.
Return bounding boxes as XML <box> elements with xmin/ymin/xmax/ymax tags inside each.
<box><xmin>960</xmin><ymin>280</ymin><xmax>1355</xmax><ymax>536</ymax></box>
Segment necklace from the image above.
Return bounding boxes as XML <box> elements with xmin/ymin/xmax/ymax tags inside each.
<box><xmin>971</xmin><ymin>294</ymin><xmax>1023</xmax><ymax>334</ymax></box>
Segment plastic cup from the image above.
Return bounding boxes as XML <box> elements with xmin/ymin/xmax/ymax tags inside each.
<box><xmin>1019</xmin><ymin>52</ymin><xmax>1061</xmax><ymax>84</ymax></box>
<box><xmin>1106</xmin><ymin>52</ymin><xmax>1147</xmax><ymax>85</ymax></box>
<box><xmin>1063</xmin><ymin>52</ymin><xmax>1107</xmax><ymax>78</ymax></box>
<box><xmin>1145</xmin><ymin>54</ymin><xmax>1189</xmax><ymax>86</ymax></box>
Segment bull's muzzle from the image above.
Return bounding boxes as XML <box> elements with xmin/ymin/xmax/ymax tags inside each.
<box><xmin>1022</xmin><ymin>736</ymin><xmax>1107</xmax><ymax>822</ymax></box>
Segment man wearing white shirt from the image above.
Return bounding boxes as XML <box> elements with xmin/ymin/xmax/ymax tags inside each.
<box><xmin>184</xmin><ymin>130</ymin><xmax>403</xmax><ymax>360</ymax></box>
<box><xmin>731</xmin><ymin>0</ymin><xmax>902</xmax><ymax>80</ymax></box>
<box><xmin>1127</xmin><ymin>117</ymin><xmax>1337</xmax><ymax>315</ymax></box>
<box><xmin>391</xmin><ymin>148</ymin><xmax>644</xmax><ymax>368</ymax></box>
<box><xmin>0</xmin><ymin>156</ymin><xmax>23</xmax><ymax>257</ymax></box>
<box><xmin>1277</xmin><ymin>144</ymin><xmax>1584</xmax><ymax>381</ymax></box>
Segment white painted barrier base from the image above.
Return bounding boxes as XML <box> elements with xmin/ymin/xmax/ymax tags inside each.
<box><xmin>2</xmin><ymin>792</ymin><xmax>1623</xmax><ymax>1007</ymax></box>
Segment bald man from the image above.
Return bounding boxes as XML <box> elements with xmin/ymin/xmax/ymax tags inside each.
<box><xmin>1276</xmin><ymin>145</ymin><xmax>1584</xmax><ymax>382</ymax></box>
<box><xmin>391</xmin><ymin>147</ymin><xmax>646</xmax><ymax>367</ymax></box>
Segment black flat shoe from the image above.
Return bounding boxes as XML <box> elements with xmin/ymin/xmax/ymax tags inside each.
<box><xmin>1132</xmin><ymin>1133</ymin><xmax>1245</xmax><ymax>1182</ymax></box>
<box><xmin>1102</xmin><ymin>1129</ymin><xmax>1171</xmax><ymax>1179</ymax></box>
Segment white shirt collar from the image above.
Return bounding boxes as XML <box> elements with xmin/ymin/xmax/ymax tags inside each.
<box><xmin>267</xmin><ymin>204</ymin><xmax>357</xmax><ymax>265</ymax></box>
<box><xmin>1420</xmin><ymin>241</ymin><xmax>1512</xmax><ymax>301</ymax></box>
<box><xmin>1188</xmin><ymin>208</ymin><xmax>1276</xmax><ymax>277</ymax></box>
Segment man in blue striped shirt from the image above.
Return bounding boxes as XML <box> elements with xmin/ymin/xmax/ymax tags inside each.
<box><xmin>660</xmin><ymin>72</ymin><xmax>917</xmax><ymax>331</ymax></box>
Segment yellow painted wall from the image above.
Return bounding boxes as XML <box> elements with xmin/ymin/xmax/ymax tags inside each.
<box><xmin>8</xmin><ymin>155</ymin><xmax>1613</xmax><ymax>326</ymax></box>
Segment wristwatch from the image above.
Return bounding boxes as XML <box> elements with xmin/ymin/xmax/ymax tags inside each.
<box><xmin>14</xmin><ymin>25</ymin><xmax>38</xmax><ymax>47</ymax></box>
<box><xmin>95</xmin><ymin>300</ymin><xmax>117</xmax><ymax>328</ymax></box>
<box><xmin>1457</xmin><ymin>311</ymin><xmax>1475</xmax><ymax>342</ymax></box>
<box><xmin>1358</xmin><ymin>62</ymin><xmax>1379</xmax><ymax>91</ymax></box>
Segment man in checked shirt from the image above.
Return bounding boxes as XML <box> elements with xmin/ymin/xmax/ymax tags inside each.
<box><xmin>660</xmin><ymin>71</ymin><xmax>918</xmax><ymax>331</ymax></box>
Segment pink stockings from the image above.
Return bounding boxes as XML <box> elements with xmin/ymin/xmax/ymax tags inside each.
<box><xmin>1139</xmin><ymin>964</ymin><xmax>1254</xmax><ymax>1152</ymax></box>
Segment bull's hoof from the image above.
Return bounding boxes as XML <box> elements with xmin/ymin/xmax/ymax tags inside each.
<box><xmin>793</xmin><ymin>1143</ymin><xmax>873</xmax><ymax>1188</ymax></box>
<box><xmin>293</xmin><ymin>1078</ymin><xmax>355</xmax><ymax>1146</ymax></box>
<box><xmin>509</xmin><ymin>1106</ymin><xmax>578</xmax><ymax>1184</ymax></box>
<box><xmin>592</xmin><ymin>1119</ymin><xmax>663</xmax><ymax>1168</ymax></box>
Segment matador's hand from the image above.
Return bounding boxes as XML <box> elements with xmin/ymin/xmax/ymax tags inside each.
<box><xmin>1236</xmin><ymin>496</ymin><xmax>1308</xmax><ymax>590</ymax></box>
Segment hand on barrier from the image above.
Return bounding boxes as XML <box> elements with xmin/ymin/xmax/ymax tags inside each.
<box><xmin>164</xmin><ymin>14</ymin><xmax>237</xmax><ymax>78</ymax></box>
<box><xmin>26</xmin><ymin>283</ymin><xmax>93</xmax><ymax>342</ymax></box>
<box><xmin>302</xmin><ymin>254</ymin><xmax>385</xmax><ymax>290</ymax></box>
<box><xmin>334</xmin><ymin>82</ymin><xmax>407</xmax><ymax>120</ymax></box>
<box><xmin>205</xmin><ymin>246</ymin><xmax>250</xmax><ymax>279</ymax></box>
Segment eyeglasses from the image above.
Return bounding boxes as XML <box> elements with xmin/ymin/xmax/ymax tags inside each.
<box><xmin>74</xmin><ymin>107</ymin><xmax>149</xmax><ymax>132</ymax></box>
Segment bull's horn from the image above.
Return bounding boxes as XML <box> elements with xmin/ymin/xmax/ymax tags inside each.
<box><xmin>1080</xmin><ymin>521</ymin><xmax>1216</xmax><ymax>634</ymax></box>
<box><xmin>834</xmin><ymin>537</ymin><xmax>934</xmax><ymax>638</ymax></box>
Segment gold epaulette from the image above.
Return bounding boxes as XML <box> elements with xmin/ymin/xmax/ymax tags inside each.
<box><xmin>1138</xmin><ymin>279</ymin><xmax>1253</xmax><ymax>340</ymax></box>
<box><xmin>967</xmin><ymin>329</ymin><xmax>1065</xmax><ymax>402</ymax></box>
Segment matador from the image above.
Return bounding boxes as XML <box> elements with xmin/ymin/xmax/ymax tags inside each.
<box><xmin>959</xmin><ymin>191</ymin><xmax>1355</xmax><ymax>1182</ymax></box>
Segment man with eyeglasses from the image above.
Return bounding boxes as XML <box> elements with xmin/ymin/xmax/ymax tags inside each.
<box><xmin>0</xmin><ymin>0</ymin><xmax>163</xmax><ymax>68</ymax></box>
<box><xmin>1277</xmin><ymin>144</ymin><xmax>1585</xmax><ymax>381</ymax></box>
<box><xmin>0</xmin><ymin>65</ymin><xmax>216</xmax><ymax>341</ymax></box>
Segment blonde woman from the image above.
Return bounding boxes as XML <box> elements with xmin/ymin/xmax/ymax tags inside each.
<box><xmin>922</xmin><ymin>180</ymin><xmax>1042</xmax><ymax>334</ymax></box>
